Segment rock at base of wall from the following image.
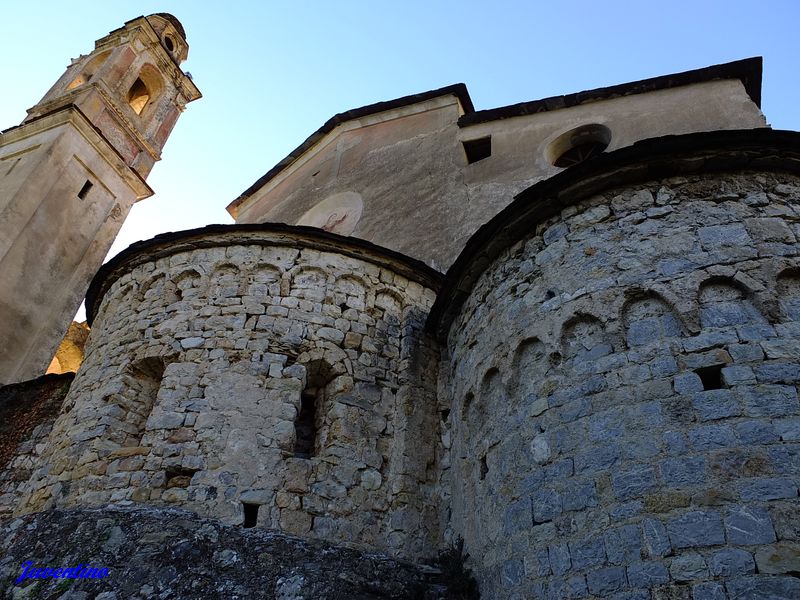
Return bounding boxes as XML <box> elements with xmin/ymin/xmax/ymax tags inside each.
<box><xmin>0</xmin><ymin>506</ymin><xmax>469</xmax><ymax>599</ymax></box>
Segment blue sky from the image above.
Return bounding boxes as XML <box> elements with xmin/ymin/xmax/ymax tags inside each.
<box><xmin>2</xmin><ymin>0</ymin><xmax>799</xmax><ymax>274</ymax></box>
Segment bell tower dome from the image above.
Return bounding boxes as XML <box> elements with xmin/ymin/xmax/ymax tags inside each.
<box><xmin>0</xmin><ymin>14</ymin><xmax>201</xmax><ymax>384</ymax></box>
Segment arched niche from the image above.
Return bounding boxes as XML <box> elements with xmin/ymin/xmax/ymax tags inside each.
<box><xmin>333</xmin><ymin>274</ymin><xmax>367</xmax><ymax>311</ymax></box>
<box><xmin>561</xmin><ymin>314</ymin><xmax>611</xmax><ymax>361</ymax></box>
<box><xmin>777</xmin><ymin>268</ymin><xmax>800</xmax><ymax>321</ymax></box>
<box><xmin>173</xmin><ymin>269</ymin><xmax>202</xmax><ymax>300</ymax></box>
<box><xmin>208</xmin><ymin>263</ymin><xmax>241</xmax><ymax>301</ymax></box>
<box><xmin>66</xmin><ymin>50</ymin><xmax>112</xmax><ymax>90</ymax></box>
<box><xmin>127</xmin><ymin>64</ymin><xmax>163</xmax><ymax>116</ymax></box>
<box><xmin>698</xmin><ymin>278</ymin><xmax>766</xmax><ymax>329</ymax></box>
<box><xmin>289</xmin><ymin>266</ymin><xmax>328</xmax><ymax>302</ymax></box>
<box><xmin>247</xmin><ymin>264</ymin><xmax>282</xmax><ymax>297</ymax></box>
<box><xmin>139</xmin><ymin>272</ymin><xmax>178</xmax><ymax>306</ymax></box>
<box><xmin>621</xmin><ymin>292</ymin><xmax>682</xmax><ymax>347</ymax></box>
<box><xmin>508</xmin><ymin>337</ymin><xmax>548</xmax><ymax>401</ymax></box>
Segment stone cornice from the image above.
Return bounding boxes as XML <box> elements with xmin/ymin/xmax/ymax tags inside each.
<box><xmin>0</xmin><ymin>105</ymin><xmax>152</xmax><ymax>199</ymax></box>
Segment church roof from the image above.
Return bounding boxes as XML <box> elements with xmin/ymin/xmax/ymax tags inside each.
<box><xmin>229</xmin><ymin>57</ymin><xmax>762</xmax><ymax>215</ymax></box>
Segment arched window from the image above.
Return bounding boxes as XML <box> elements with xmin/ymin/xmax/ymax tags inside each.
<box><xmin>126</xmin><ymin>65</ymin><xmax>163</xmax><ymax>116</ymax></box>
<box><xmin>547</xmin><ymin>124</ymin><xmax>612</xmax><ymax>168</ymax></box>
<box><xmin>293</xmin><ymin>360</ymin><xmax>335</xmax><ymax>459</ymax></box>
<box><xmin>128</xmin><ymin>78</ymin><xmax>150</xmax><ymax>114</ymax></box>
<box><xmin>66</xmin><ymin>50</ymin><xmax>111</xmax><ymax>91</ymax></box>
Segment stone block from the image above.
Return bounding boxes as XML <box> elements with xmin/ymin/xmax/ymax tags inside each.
<box><xmin>692</xmin><ymin>389</ymin><xmax>740</xmax><ymax>421</ymax></box>
<box><xmin>564</xmin><ymin>575</ymin><xmax>588</xmax><ymax>598</ymax></box>
<box><xmin>627</xmin><ymin>561</ymin><xmax>669</xmax><ymax>588</ymax></box>
<box><xmin>612</xmin><ymin>464</ymin><xmax>657</xmax><ymax>500</ymax></box>
<box><xmin>737</xmin><ymin>477</ymin><xmax>797</xmax><ymax>501</ymax></box>
<box><xmin>605</xmin><ymin>524</ymin><xmax>642</xmax><ymax>564</ymax></box>
<box><xmin>708</xmin><ymin>548</ymin><xmax>755</xmax><ymax>576</ymax></box>
<box><xmin>663</xmin><ymin>431</ymin><xmax>689</xmax><ymax>455</ymax></box>
<box><xmin>610</xmin><ymin>500</ymin><xmax>643</xmax><ymax>521</ymax></box>
<box><xmin>660</xmin><ymin>456</ymin><xmax>707</xmax><ymax>487</ymax></box>
<box><xmin>698</xmin><ymin>223</ymin><xmax>751</xmax><ymax>250</ymax></box>
<box><xmin>762</xmin><ymin>339</ymin><xmax>800</xmax><ymax>360</ymax></box>
<box><xmin>728</xmin><ymin>343</ymin><xmax>765</xmax><ymax>362</ymax></box>
<box><xmin>683</xmin><ymin>331</ymin><xmax>738</xmax><ymax>353</ymax></box>
<box><xmin>739</xmin><ymin>385</ymin><xmax>799</xmax><ymax>417</ymax></box>
<box><xmin>769</xmin><ymin>503</ymin><xmax>800</xmax><ymax>541</ymax></box>
<box><xmin>651</xmin><ymin>356</ymin><xmax>679</xmax><ymax>378</ymax></box>
<box><xmin>666</xmin><ymin>511</ymin><xmax>725</xmax><ymax>548</ymax></box>
<box><xmin>688</xmin><ymin>424</ymin><xmax>737</xmax><ymax>451</ymax></box>
<box><xmin>500</xmin><ymin>558</ymin><xmax>524</xmax><ymax>586</ymax></box>
<box><xmin>768</xmin><ymin>444</ymin><xmax>800</xmax><ymax>476</ymax></box>
<box><xmin>575</xmin><ymin>444</ymin><xmax>621</xmax><ymax>474</ymax></box>
<box><xmin>737</xmin><ymin>323</ymin><xmax>777</xmax><ymax>343</ymax></box>
<box><xmin>179</xmin><ymin>337</ymin><xmax>204</xmax><ymax>349</ymax></box>
<box><xmin>279</xmin><ymin>509</ymin><xmax>312</xmax><ymax>534</ymax></box>
<box><xmin>673</xmin><ymin>371</ymin><xmax>703</xmax><ymax>394</ymax></box>
<box><xmin>569</xmin><ymin>535</ymin><xmax>607</xmax><ymax>571</ymax></box>
<box><xmin>589</xmin><ymin>410</ymin><xmax>625</xmax><ymax>441</ymax></box>
<box><xmin>562</xmin><ymin>480</ymin><xmax>598</xmax><ymax>512</ymax></box>
<box><xmin>147</xmin><ymin>412</ymin><xmax>184</xmax><ymax>430</ymax></box>
<box><xmin>724</xmin><ymin>505</ymin><xmax>776</xmax><ymax>545</ymax></box>
<box><xmin>586</xmin><ymin>566</ymin><xmax>627</xmax><ymax>596</ymax></box>
<box><xmin>754</xmin><ymin>543</ymin><xmax>800</xmax><ymax>575</ymax></box>
<box><xmin>503</xmin><ymin>498</ymin><xmax>532</xmax><ymax>535</ymax></box>
<box><xmin>317</xmin><ymin>327</ymin><xmax>345</xmax><ymax>344</ymax></box>
<box><xmin>526</xmin><ymin>547</ymin><xmax>552</xmax><ymax>577</ymax></box>
<box><xmin>725</xmin><ymin>575</ymin><xmax>800</xmax><ymax>599</ymax></box>
<box><xmin>755</xmin><ymin>362</ymin><xmax>800</xmax><ymax>384</ymax></box>
<box><xmin>669</xmin><ymin>552</ymin><xmax>708</xmax><ymax>581</ymax></box>
<box><xmin>543</xmin><ymin>222</ymin><xmax>568</xmax><ymax>245</ymax></box>
<box><xmin>721</xmin><ymin>364</ymin><xmax>756</xmax><ymax>385</ymax></box>
<box><xmin>548</xmin><ymin>542</ymin><xmax>570</xmax><ymax>576</ymax></box>
<box><xmin>691</xmin><ymin>582</ymin><xmax>726</xmax><ymax>600</ymax></box>
<box><xmin>735</xmin><ymin>420</ymin><xmax>779</xmax><ymax>444</ymax></box>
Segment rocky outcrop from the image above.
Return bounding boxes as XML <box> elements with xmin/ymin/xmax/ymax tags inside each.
<box><xmin>0</xmin><ymin>505</ymin><xmax>474</xmax><ymax>599</ymax></box>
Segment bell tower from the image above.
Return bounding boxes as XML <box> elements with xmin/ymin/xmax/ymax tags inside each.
<box><xmin>0</xmin><ymin>14</ymin><xmax>201</xmax><ymax>384</ymax></box>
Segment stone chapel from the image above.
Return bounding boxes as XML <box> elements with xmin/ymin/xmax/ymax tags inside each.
<box><xmin>1</xmin><ymin>13</ymin><xmax>799</xmax><ymax>600</ymax></box>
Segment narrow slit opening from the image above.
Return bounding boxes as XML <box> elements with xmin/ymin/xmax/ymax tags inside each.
<box><xmin>293</xmin><ymin>389</ymin><xmax>317</xmax><ymax>458</ymax></box>
<box><xmin>77</xmin><ymin>180</ymin><xmax>93</xmax><ymax>200</ymax></box>
<box><xmin>242</xmin><ymin>503</ymin><xmax>258</xmax><ymax>528</ymax></box>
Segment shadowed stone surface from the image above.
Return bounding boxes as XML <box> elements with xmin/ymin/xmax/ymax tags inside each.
<box><xmin>0</xmin><ymin>506</ymin><xmax>470</xmax><ymax>599</ymax></box>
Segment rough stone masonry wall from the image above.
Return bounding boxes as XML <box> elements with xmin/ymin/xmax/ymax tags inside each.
<box><xmin>0</xmin><ymin>374</ymin><xmax>73</xmax><ymax>519</ymax></box>
<box><xmin>15</xmin><ymin>239</ymin><xmax>442</xmax><ymax>560</ymax></box>
<box><xmin>444</xmin><ymin>171</ymin><xmax>800</xmax><ymax>599</ymax></box>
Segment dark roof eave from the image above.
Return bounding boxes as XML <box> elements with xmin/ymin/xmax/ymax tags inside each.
<box><xmin>458</xmin><ymin>57</ymin><xmax>763</xmax><ymax>127</ymax></box>
<box><xmin>427</xmin><ymin>128</ymin><xmax>800</xmax><ymax>342</ymax></box>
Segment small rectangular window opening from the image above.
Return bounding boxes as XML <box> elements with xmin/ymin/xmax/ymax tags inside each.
<box><xmin>293</xmin><ymin>390</ymin><xmax>317</xmax><ymax>459</ymax></box>
<box><xmin>77</xmin><ymin>180</ymin><xmax>93</xmax><ymax>200</ymax></box>
<box><xmin>463</xmin><ymin>136</ymin><xmax>492</xmax><ymax>164</ymax></box>
<box><xmin>164</xmin><ymin>466</ymin><xmax>196</xmax><ymax>489</ymax></box>
<box><xmin>695</xmin><ymin>365</ymin><xmax>724</xmax><ymax>390</ymax></box>
<box><xmin>242</xmin><ymin>502</ymin><xmax>259</xmax><ymax>528</ymax></box>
